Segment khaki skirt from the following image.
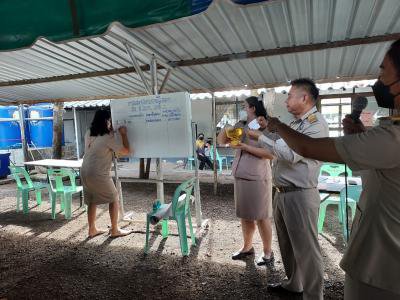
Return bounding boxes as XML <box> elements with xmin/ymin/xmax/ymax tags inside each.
<box><xmin>80</xmin><ymin>173</ymin><xmax>119</xmax><ymax>205</ymax></box>
<box><xmin>234</xmin><ymin>178</ymin><xmax>272</xmax><ymax>220</ymax></box>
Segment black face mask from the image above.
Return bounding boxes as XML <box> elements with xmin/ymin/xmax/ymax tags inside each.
<box><xmin>198</xmin><ymin>136</ymin><xmax>204</xmax><ymax>140</ymax></box>
<box><xmin>372</xmin><ymin>79</ymin><xmax>400</xmax><ymax>109</ymax></box>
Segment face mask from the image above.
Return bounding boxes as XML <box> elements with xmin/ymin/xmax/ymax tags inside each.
<box><xmin>248</xmin><ymin>119</ymin><xmax>260</xmax><ymax>130</ymax></box>
<box><xmin>372</xmin><ymin>79</ymin><xmax>400</xmax><ymax>109</ymax></box>
<box><xmin>239</xmin><ymin>110</ymin><xmax>248</xmax><ymax>121</ymax></box>
<box><xmin>198</xmin><ymin>136</ymin><xmax>204</xmax><ymax>140</ymax></box>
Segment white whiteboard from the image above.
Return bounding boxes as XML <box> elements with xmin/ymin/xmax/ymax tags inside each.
<box><xmin>110</xmin><ymin>92</ymin><xmax>193</xmax><ymax>158</ymax></box>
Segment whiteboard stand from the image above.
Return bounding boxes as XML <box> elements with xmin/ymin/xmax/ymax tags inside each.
<box><xmin>113</xmin><ymin>154</ymin><xmax>134</xmax><ymax>222</ymax></box>
<box><xmin>191</xmin><ymin>122</ymin><xmax>209</xmax><ymax>232</ymax></box>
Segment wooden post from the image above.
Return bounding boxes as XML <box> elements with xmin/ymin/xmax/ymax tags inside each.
<box><xmin>211</xmin><ymin>93</ymin><xmax>218</xmax><ymax>195</ymax></box>
<box><xmin>192</xmin><ymin>122</ymin><xmax>202</xmax><ymax>227</ymax></box>
<box><xmin>145</xmin><ymin>158</ymin><xmax>151</xmax><ymax>179</ymax></box>
<box><xmin>52</xmin><ymin>102</ymin><xmax>63</xmax><ymax>159</ymax></box>
<box><xmin>139</xmin><ymin>158</ymin><xmax>145</xmax><ymax>178</ymax></box>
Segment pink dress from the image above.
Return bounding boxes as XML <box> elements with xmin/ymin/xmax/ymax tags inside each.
<box><xmin>80</xmin><ymin>131</ymin><xmax>123</xmax><ymax>205</ymax></box>
<box><xmin>231</xmin><ymin>122</ymin><xmax>273</xmax><ymax>220</ymax></box>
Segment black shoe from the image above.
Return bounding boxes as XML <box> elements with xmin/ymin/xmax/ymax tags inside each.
<box><xmin>255</xmin><ymin>251</ymin><xmax>274</xmax><ymax>266</ymax></box>
<box><xmin>267</xmin><ymin>283</ymin><xmax>303</xmax><ymax>295</ymax></box>
<box><xmin>231</xmin><ymin>247</ymin><xmax>255</xmax><ymax>260</ymax></box>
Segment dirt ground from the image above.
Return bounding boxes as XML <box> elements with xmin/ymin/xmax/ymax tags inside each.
<box><xmin>0</xmin><ymin>181</ymin><xmax>347</xmax><ymax>299</ymax></box>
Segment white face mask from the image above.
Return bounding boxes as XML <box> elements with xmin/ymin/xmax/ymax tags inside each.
<box><xmin>239</xmin><ymin>110</ymin><xmax>248</xmax><ymax>121</ymax></box>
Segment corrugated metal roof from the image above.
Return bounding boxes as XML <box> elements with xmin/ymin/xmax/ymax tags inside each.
<box><xmin>63</xmin><ymin>99</ymin><xmax>111</xmax><ymax>109</ymax></box>
<box><xmin>0</xmin><ymin>0</ymin><xmax>399</xmax><ymax>104</ymax></box>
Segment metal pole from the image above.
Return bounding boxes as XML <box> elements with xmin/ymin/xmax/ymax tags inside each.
<box><xmin>212</xmin><ymin>93</ymin><xmax>218</xmax><ymax>195</ymax></box>
<box><xmin>151</xmin><ymin>54</ymin><xmax>158</xmax><ymax>95</ymax></box>
<box><xmin>344</xmin><ymin>164</ymin><xmax>350</xmax><ymax>242</ymax></box>
<box><xmin>159</xmin><ymin>69</ymin><xmax>172</xmax><ymax>94</ymax></box>
<box><xmin>72</xmin><ymin>107</ymin><xmax>80</xmax><ymax>159</ymax></box>
<box><xmin>124</xmin><ymin>43</ymin><xmax>152</xmax><ymax>94</ymax></box>
<box><xmin>109</xmin><ymin>29</ymin><xmax>171</xmax><ymax>70</ymax></box>
<box><xmin>18</xmin><ymin>105</ymin><xmax>29</xmax><ymax>162</ymax></box>
<box><xmin>235</xmin><ymin>96</ymin><xmax>240</xmax><ymax>121</ymax></box>
<box><xmin>151</xmin><ymin>54</ymin><xmax>164</xmax><ymax>203</ymax></box>
<box><xmin>192</xmin><ymin>122</ymin><xmax>202</xmax><ymax>227</ymax></box>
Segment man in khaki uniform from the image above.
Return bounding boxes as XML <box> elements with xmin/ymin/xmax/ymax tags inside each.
<box><xmin>249</xmin><ymin>78</ymin><xmax>329</xmax><ymax>300</ymax></box>
<box><xmin>262</xmin><ymin>40</ymin><xmax>400</xmax><ymax>299</ymax></box>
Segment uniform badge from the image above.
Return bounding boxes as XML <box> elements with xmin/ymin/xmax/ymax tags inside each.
<box><xmin>307</xmin><ymin>114</ymin><xmax>317</xmax><ymax>124</ymax></box>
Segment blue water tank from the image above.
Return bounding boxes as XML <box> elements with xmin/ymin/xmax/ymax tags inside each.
<box><xmin>28</xmin><ymin>104</ymin><xmax>64</xmax><ymax>148</ymax></box>
<box><xmin>0</xmin><ymin>152</ymin><xmax>11</xmax><ymax>178</ymax></box>
<box><xmin>0</xmin><ymin>106</ymin><xmax>22</xmax><ymax>149</ymax></box>
<box><xmin>0</xmin><ymin>106</ymin><xmax>32</xmax><ymax>149</ymax></box>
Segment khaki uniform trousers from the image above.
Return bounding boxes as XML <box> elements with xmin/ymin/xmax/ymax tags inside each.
<box><xmin>344</xmin><ymin>275</ymin><xmax>400</xmax><ymax>300</ymax></box>
<box><xmin>274</xmin><ymin>188</ymin><xmax>324</xmax><ymax>300</ymax></box>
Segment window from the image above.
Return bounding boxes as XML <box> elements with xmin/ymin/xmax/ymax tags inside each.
<box><xmin>320</xmin><ymin>98</ymin><xmax>351</xmax><ymax>137</ymax></box>
<box><xmin>321</xmin><ymin>96</ymin><xmax>390</xmax><ymax>137</ymax></box>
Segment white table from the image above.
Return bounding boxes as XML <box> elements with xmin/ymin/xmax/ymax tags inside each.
<box><xmin>318</xmin><ymin>175</ymin><xmax>362</xmax><ymax>193</ymax></box>
<box><xmin>24</xmin><ymin>159</ymin><xmax>83</xmax><ymax>169</ymax></box>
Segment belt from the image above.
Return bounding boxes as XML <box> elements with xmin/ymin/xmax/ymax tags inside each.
<box><xmin>275</xmin><ymin>186</ymin><xmax>311</xmax><ymax>193</ymax></box>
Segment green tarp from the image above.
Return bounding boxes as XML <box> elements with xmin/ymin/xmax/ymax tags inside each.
<box><xmin>0</xmin><ymin>0</ymin><xmax>199</xmax><ymax>51</ymax></box>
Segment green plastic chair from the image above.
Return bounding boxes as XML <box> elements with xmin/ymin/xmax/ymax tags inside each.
<box><xmin>320</xmin><ymin>163</ymin><xmax>352</xmax><ymax>177</ymax></box>
<box><xmin>8</xmin><ymin>166</ymin><xmax>52</xmax><ymax>214</ymax></box>
<box><xmin>209</xmin><ymin>146</ymin><xmax>228</xmax><ymax>172</ymax></box>
<box><xmin>145</xmin><ymin>178</ymin><xmax>196</xmax><ymax>256</ymax></box>
<box><xmin>47</xmin><ymin>168</ymin><xmax>83</xmax><ymax>220</ymax></box>
<box><xmin>318</xmin><ymin>185</ymin><xmax>362</xmax><ymax>241</ymax></box>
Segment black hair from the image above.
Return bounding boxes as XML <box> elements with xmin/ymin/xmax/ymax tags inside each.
<box><xmin>387</xmin><ymin>39</ymin><xmax>400</xmax><ymax>77</ymax></box>
<box><xmin>197</xmin><ymin>133</ymin><xmax>204</xmax><ymax>138</ymax></box>
<box><xmin>291</xmin><ymin>78</ymin><xmax>319</xmax><ymax>102</ymax></box>
<box><xmin>245</xmin><ymin>96</ymin><xmax>267</xmax><ymax>118</ymax></box>
<box><xmin>90</xmin><ymin>109</ymin><xmax>111</xmax><ymax>136</ymax></box>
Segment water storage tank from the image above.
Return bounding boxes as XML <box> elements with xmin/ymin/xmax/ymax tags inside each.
<box><xmin>28</xmin><ymin>104</ymin><xmax>64</xmax><ymax>148</ymax></box>
<box><xmin>0</xmin><ymin>106</ymin><xmax>21</xmax><ymax>149</ymax></box>
<box><xmin>29</xmin><ymin>104</ymin><xmax>53</xmax><ymax>148</ymax></box>
<box><xmin>0</xmin><ymin>152</ymin><xmax>11</xmax><ymax>178</ymax></box>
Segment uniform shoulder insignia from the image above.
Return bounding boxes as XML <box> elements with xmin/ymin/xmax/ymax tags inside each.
<box><xmin>307</xmin><ymin>114</ymin><xmax>317</xmax><ymax>124</ymax></box>
<box><xmin>379</xmin><ymin>116</ymin><xmax>400</xmax><ymax>126</ymax></box>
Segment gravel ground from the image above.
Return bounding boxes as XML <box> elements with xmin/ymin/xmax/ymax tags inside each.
<box><xmin>0</xmin><ymin>181</ymin><xmax>347</xmax><ymax>299</ymax></box>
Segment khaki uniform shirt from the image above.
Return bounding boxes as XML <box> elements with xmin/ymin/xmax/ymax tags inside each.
<box><xmin>334</xmin><ymin>121</ymin><xmax>400</xmax><ymax>294</ymax></box>
<box><xmin>81</xmin><ymin>131</ymin><xmax>122</xmax><ymax>177</ymax></box>
<box><xmin>258</xmin><ymin>107</ymin><xmax>329</xmax><ymax>188</ymax></box>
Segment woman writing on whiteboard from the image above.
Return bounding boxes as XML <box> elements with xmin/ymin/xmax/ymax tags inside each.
<box><xmin>217</xmin><ymin>96</ymin><xmax>275</xmax><ymax>266</ymax></box>
<box><xmin>81</xmin><ymin>109</ymin><xmax>132</xmax><ymax>238</ymax></box>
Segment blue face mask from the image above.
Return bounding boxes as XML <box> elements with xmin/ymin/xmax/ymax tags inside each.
<box><xmin>372</xmin><ymin>79</ymin><xmax>400</xmax><ymax>109</ymax></box>
<box><xmin>239</xmin><ymin>110</ymin><xmax>248</xmax><ymax>121</ymax></box>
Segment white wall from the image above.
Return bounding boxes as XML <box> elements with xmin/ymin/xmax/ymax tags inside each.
<box><xmin>63</xmin><ymin>109</ymin><xmax>96</xmax><ymax>158</ymax></box>
<box><xmin>264</xmin><ymin>91</ymin><xmax>292</xmax><ymax>124</ymax></box>
<box><xmin>191</xmin><ymin>99</ymin><xmax>213</xmax><ymax>139</ymax></box>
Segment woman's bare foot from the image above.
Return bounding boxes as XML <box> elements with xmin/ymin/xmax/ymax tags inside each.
<box><xmin>110</xmin><ymin>228</ymin><xmax>133</xmax><ymax>238</ymax></box>
<box><xmin>88</xmin><ymin>229</ymin><xmax>107</xmax><ymax>238</ymax></box>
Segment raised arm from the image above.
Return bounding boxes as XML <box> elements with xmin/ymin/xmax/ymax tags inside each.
<box><xmin>265</xmin><ymin>118</ymin><xmax>343</xmax><ymax>163</ymax></box>
<box><xmin>117</xmin><ymin>126</ymin><xmax>132</xmax><ymax>156</ymax></box>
